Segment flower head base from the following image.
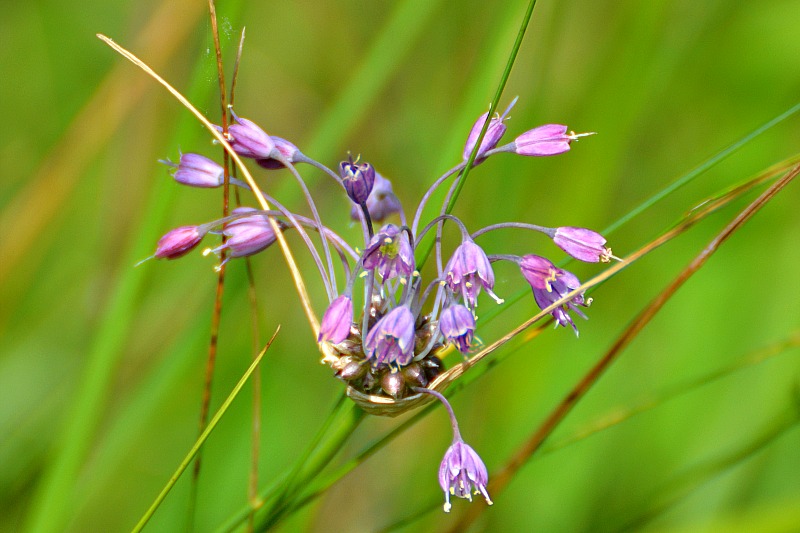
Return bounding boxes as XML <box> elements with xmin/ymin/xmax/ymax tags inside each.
<box><xmin>362</xmin><ymin>224</ymin><xmax>415</xmax><ymax>280</ymax></box>
<box><xmin>439</xmin><ymin>305</ymin><xmax>476</xmax><ymax>353</ymax></box>
<box><xmin>363</xmin><ymin>305</ymin><xmax>416</xmax><ymax>367</ymax></box>
<box><xmin>532</xmin><ymin>268</ymin><xmax>588</xmax><ymax>336</ymax></box>
<box><xmin>444</xmin><ymin>240</ymin><xmax>500</xmax><ymax>308</ymax></box>
<box><xmin>439</xmin><ymin>439</ymin><xmax>492</xmax><ymax>513</ymax></box>
<box><xmin>166</xmin><ymin>153</ymin><xmax>224</xmax><ymax>188</ymax></box>
<box><xmin>513</xmin><ymin>125</ymin><xmax>594</xmax><ymax>157</ymax></box>
<box><xmin>350</xmin><ymin>172</ymin><xmax>402</xmax><ymax>222</ymax></box>
<box><xmin>224</xmin><ymin>113</ymin><xmax>276</xmax><ymax>159</ymax></box>
<box><xmin>318</xmin><ymin>295</ymin><xmax>354</xmax><ymax>344</ymax></box>
<box><xmin>553</xmin><ymin>226</ymin><xmax>614</xmax><ymax>263</ymax></box>
<box><xmin>153</xmin><ymin>225</ymin><xmax>206</xmax><ymax>260</ymax></box>
<box><xmin>463</xmin><ymin>98</ymin><xmax>517</xmax><ymax>162</ymax></box>
<box><xmin>519</xmin><ymin>254</ymin><xmax>560</xmax><ymax>291</ymax></box>
<box><xmin>340</xmin><ymin>156</ymin><xmax>376</xmax><ymax>205</ymax></box>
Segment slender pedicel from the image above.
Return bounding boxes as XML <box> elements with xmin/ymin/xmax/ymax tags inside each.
<box><xmin>274</xmin><ymin>154</ymin><xmax>339</xmax><ymax>299</ymax></box>
<box><xmin>410</xmin><ymin>162</ymin><xmax>466</xmax><ymax>236</ymax></box>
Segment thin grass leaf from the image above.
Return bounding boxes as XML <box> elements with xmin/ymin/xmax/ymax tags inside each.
<box><xmin>131</xmin><ymin>327</ymin><xmax>279</xmax><ymax>533</ymax></box>
<box><xmin>614</xmin><ymin>407</ymin><xmax>800</xmax><ymax>532</ymax></box>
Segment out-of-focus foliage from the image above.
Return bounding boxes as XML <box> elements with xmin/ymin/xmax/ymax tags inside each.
<box><xmin>1</xmin><ymin>0</ymin><xmax>799</xmax><ymax>531</ymax></box>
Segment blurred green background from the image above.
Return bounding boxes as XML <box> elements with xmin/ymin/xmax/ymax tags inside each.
<box><xmin>2</xmin><ymin>0</ymin><xmax>800</xmax><ymax>531</ymax></box>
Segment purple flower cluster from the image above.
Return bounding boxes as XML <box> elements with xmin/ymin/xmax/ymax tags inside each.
<box><xmin>141</xmin><ymin>100</ymin><xmax>616</xmax><ymax>512</ymax></box>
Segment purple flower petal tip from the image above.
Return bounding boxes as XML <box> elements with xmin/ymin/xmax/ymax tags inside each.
<box><xmin>439</xmin><ymin>305</ymin><xmax>476</xmax><ymax>353</ymax></box>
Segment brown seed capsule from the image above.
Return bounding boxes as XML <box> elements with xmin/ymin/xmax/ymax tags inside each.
<box><xmin>362</xmin><ymin>369</ymin><xmax>378</xmax><ymax>392</ymax></box>
<box><xmin>420</xmin><ymin>355</ymin><xmax>444</xmax><ymax>382</ymax></box>
<box><xmin>337</xmin><ymin>360</ymin><xmax>367</xmax><ymax>381</ymax></box>
<box><xmin>381</xmin><ymin>371</ymin><xmax>406</xmax><ymax>399</ymax></box>
<box><xmin>401</xmin><ymin>362</ymin><xmax>429</xmax><ymax>388</ymax></box>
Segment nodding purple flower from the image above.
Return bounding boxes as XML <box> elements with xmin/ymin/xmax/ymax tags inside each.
<box><xmin>438</xmin><ymin>439</ymin><xmax>492</xmax><ymax>513</ymax></box>
<box><xmin>513</xmin><ymin>125</ymin><xmax>594</xmax><ymax>157</ymax></box>
<box><xmin>364</xmin><ymin>305</ymin><xmax>416</xmax><ymax>367</ymax></box>
<box><xmin>208</xmin><ymin>207</ymin><xmax>282</xmax><ymax>259</ymax></box>
<box><xmin>362</xmin><ymin>224</ymin><xmax>415</xmax><ymax>280</ymax></box>
<box><xmin>256</xmin><ymin>136</ymin><xmax>301</xmax><ymax>170</ymax></box>
<box><xmin>339</xmin><ymin>157</ymin><xmax>376</xmax><ymax>205</ymax></box>
<box><xmin>223</xmin><ymin>113</ymin><xmax>276</xmax><ymax>159</ymax></box>
<box><xmin>166</xmin><ymin>153</ymin><xmax>224</xmax><ymax>188</ymax></box>
<box><xmin>350</xmin><ymin>172</ymin><xmax>402</xmax><ymax>222</ymax></box>
<box><xmin>444</xmin><ymin>240</ymin><xmax>500</xmax><ymax>308</ymax></box>
<box><xmin>439</xmin><ymin>305</ymin><xmax>476</xmax><ymax>353</ymax></box>
<box><xmin>553</xmin><ymin>226</ymin><xmax>614</xmax><ymax>263</ymax></box>
<box><xmin>463</xmin><ymin>98</ymin><xmax>516</xmax><ymax>162</ymax></box>
<box><xmin>154</xmin><ymin>225</ymin><xmax>206</xmax><ymax>260</ymax></box>
<box><xmin>519</xmin><ymin>254</ymin><xmax>560</xmax><ymax>292</ymax></box>
<box><xmin>532</xmin><ymin>268</ymin><xmax>588</xmax><ymax>336</ymax></box>
<box><xmin>318</xmin><ymin>295</ymin><xmax>354</xmax><ymax>343</ymax></box>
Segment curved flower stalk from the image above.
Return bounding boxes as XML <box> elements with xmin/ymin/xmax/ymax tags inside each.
<box><xmin>134</xmin><ymin>89</ymin><xmax>617</xmax><ymax>509</ymax></box>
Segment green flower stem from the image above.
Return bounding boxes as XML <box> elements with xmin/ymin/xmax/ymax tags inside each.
<box><xmin>416</xmin><ymin>0</ymin><xmax>538</xmax><ymax>269</ymax></box>
<box><xmin>255</xmin><ymin>398</ymin><xmax>366</xmax><ymax>530</ymax></box>
<box><xmin>213</xmin><ymin>395</ymin><xmax>365</xmax><ymax>533</ymax></box>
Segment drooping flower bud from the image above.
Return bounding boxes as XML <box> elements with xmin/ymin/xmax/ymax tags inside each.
<box><xmin>350</xmin><ymin>172</ymin><xmax>402</xmax><ymax>222</ymax></box>
<box><xmin>364</xmin><ymin>305</ymin><xmax>416</xmax><ymax>367</ymax></box>
<box><xmin>339</xmin><ymin>157</ymin><xmax>376</xmax><ymax>205</ymax></box>
<box><xmin>206</xmin><ymin>207</ymin><xmax>283</xmax><ymax>260</ymax></box>
<box><xmin>553</xmin><ymin>226</ymin><xmax>614</xmax><ymax>263</ymax></box>
<box><xmin>444</xmin><ymin>240</ymin><xmax>501</xmax><ymax>308</ymax></box>
<box><xmin>463</xmin><ymin>98</ymin><xmax>517</xmax><ymax>162</ymax></box>
<box><xmin>438</xmin><ymin>439</ymin><xmax>492</xmax><ymax>513</ymax></box>
<box><xmin>318</xmin><ymin>295</ymin><xmax>354</xmax><ymax>343</ymax></box>
<box><xmin>154</xmin><ymin>226</ymin><xmax>206</xmax><ymax>260</ymax></box>
<box><xmin>532</xmin><ymin>268</ymin><xmax>588</xmax><ymax>336</ymax></box>
<box><xmin>362</xmin><ymin>224</ymin><xmax>415</xmax><ymax>280</ymax></box>
<box><xmin>256</xmin><ymin>136</ymin><xmax>301</xmax><ymax>170</ymax></box>
<box><xmin>519</xmin><ymin>254</ymin><xmax>559</xmax><ymax>291</ymax></box>
<box><xmin>223</xmin><ymin>113</ymin><xmax>276</xmax><ymax>159</ymax></box>
<box><xmin>513</xmin><ymin>125</ymin><xmax>594</xmax><ymax>157</ymax></box>
<box><xmin>438</xmin><ymin>305</ymin><xmax>476</xmax><ymax>353</ymax></box>
<box><xmin>166</xmin><ymin>153</ymin><xmax>224</xmax><ymax>188</ymax></box>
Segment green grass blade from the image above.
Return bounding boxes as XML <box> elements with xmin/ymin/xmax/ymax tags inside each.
<box><xmin>130</xmin><ymin>330</ymin><xmax>278</xmax><ymax>533</ymax></box>
<box><xmin>603</xmin><ymin>101</ymin><xmax>800</xmax><ymax>235</ymax></box>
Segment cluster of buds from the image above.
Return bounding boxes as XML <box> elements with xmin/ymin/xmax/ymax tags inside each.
<box><xmin>141</xmin><ymin>99</ymin><xmax>615</xmax><ymax>512</ymax></box>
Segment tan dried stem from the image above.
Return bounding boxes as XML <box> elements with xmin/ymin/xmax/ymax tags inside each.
<box><xmin>188</xmin><ymin>2</ymin><xmax>234</xmax><ymax>529</ymax></box>
<box><xmin>97</xmin><ymin>34</ymin><xmax>320</xmax><ymax>335</ymax></box>
<box><xmin>451</xmin><ymin>162</ymin><xmax>800</xmax><ymax>531</ymax></box>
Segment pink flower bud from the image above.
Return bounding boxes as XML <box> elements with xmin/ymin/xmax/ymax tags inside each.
<box><xmin>513</xmin><ymin>126</ymin><xmax>594</xmax><ymax>157</ymax></box>
<box><xmin>318</xmin><ymin>295</ymin><xmax>354</xmax><ymax>344</ymax></box>
<box><xmin>553</xmin><ymin>226</ymin><xmax>613</xmax><ymax>263</ymax></box>
<box><xmin>154</xmin><ymin>226</ymin><xmax>205</xmax><ymax>259</ymax></box>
